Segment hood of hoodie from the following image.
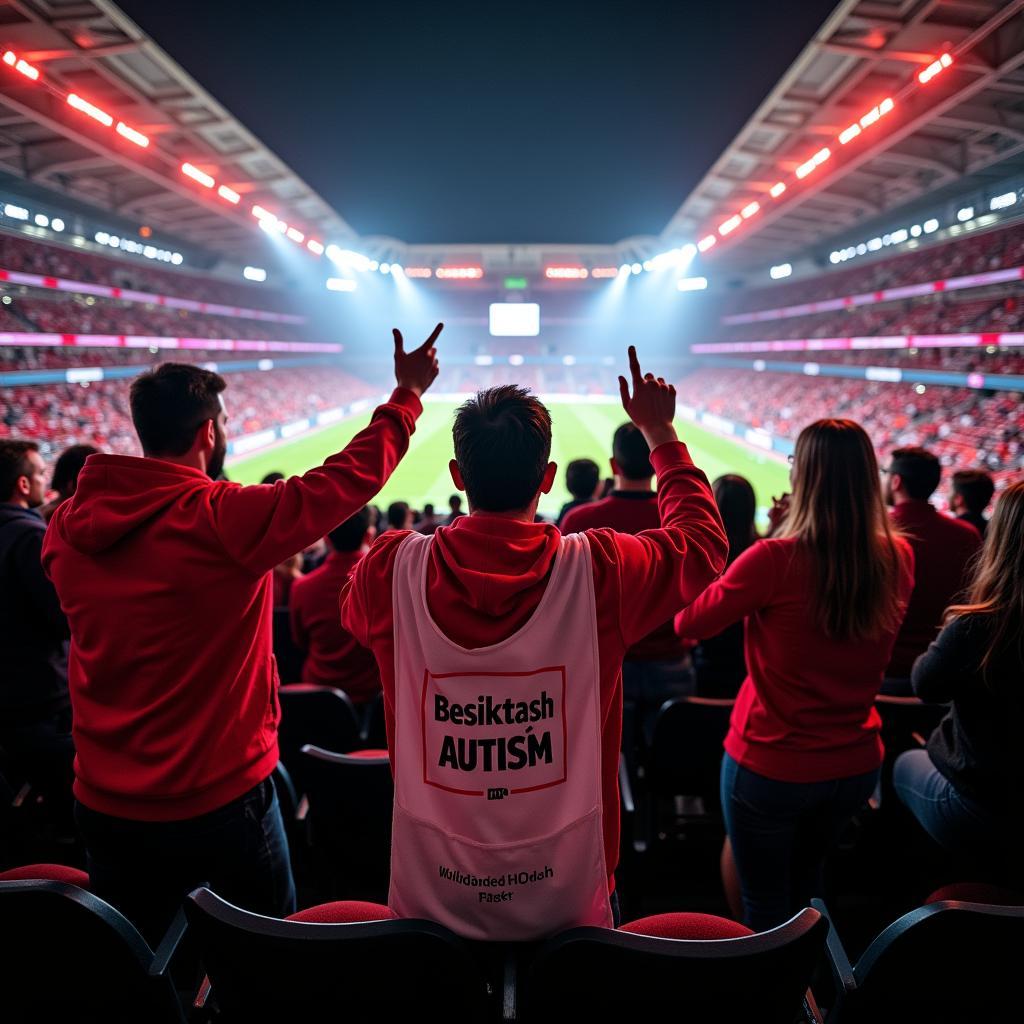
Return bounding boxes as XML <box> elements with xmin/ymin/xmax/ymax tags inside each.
<box><xmin>51</xmin><ymin>453</ymin><xmax>212</xmax><ymax>555</ymax></box>
<box><xmin>427</xmin><ymin>513</ymin><xmax>561</xmax><ymax>629</ymax></box>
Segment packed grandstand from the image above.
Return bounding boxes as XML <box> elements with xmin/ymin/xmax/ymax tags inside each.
<box><xmin>1</xmin><ymin>0</ymin><xmax>1023</xmax><ymax>1021</ymax></box>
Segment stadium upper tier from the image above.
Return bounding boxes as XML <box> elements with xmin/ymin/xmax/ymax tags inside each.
<box><xmin>725</xmin><ymin>224</ymin><xmax>1024</xmax><ymax>322</ymax></box>
<box><xmin>0</xmin><ymin>232</ymin><xmax>299</xmax><ymax>315</ymax></box>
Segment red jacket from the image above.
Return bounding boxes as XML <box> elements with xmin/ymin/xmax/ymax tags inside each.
<box><xmin>560</xmin><ymin>490</ymin><xmax>689</xmax><ymax>661</ymax></box>
<box><xmin>341</xmin><ymin>441</ymin><xmax>728</xmax><ymax>887</ymax></box>
<box><xmin>886</xmin><ymin>501</ymin><xmax>982</xmax><ymax>678</ymax></box>
<box><xmin>290</xmin><ymin>549</ymin><xmax>381</xmax><ymax>702</ymax></box>
<box><xmin>42</xmin><ymin>388</ymin><xmax>422</xmax><ymax>821</ymax></box>
<box><xmin>675</xmin><ymin>536</ymin><xmax>915</xmax><ymax>783</ymax></box>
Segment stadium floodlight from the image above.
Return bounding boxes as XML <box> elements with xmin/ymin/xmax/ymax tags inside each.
<box><xmin>838</xmin><ymin>123</ymin><xmax>861</xmax><ymax>145</ymax></box>
<box><xmin>217</xmin><ymin>184</ymin><xmax>241</xmax><ymax>204</ymax></box>
<box><xmin>251</xmin><ymin>204</ymin><xmax>276</xmax><ymax>222</ymax></box>
<box><xmin>116</xmin><ymin>122</ymin><xmax>149</xmax><ymax>147</ymax></box>
<box><xmin>677</xmin><ymin>276</ymin><xmax>708</xmax><ymax>291</ymax></box>
<box><xmin>770</xmin><ymin>263</ymin><xmax>792</xmax><ymax>280</ymax></box>
<box><xmin>562</xmin><ymin>355</ymin><xmax>576</xmax><ymax>365</ymax></box>
<box><xmin>545</xmin><ymin>266</ymin><xmax>588</xmax><ymax>279</ymax></box>
<box><xmin>990</xmin><ymin>191</ymin><xmax>1017</xmax><ymax>211</ymax></box>
<box><xmin>326</xmin><ymin>245</ymin><xmax>373</xmax><ymax>272</ymax></box>
<box><xmin>33</xmin><ymin>213</ymin><xmax>48</xmax><ymax>227</ymax></box>
<box><xmin>170</xmin><ymin>253</ymin><xmax>183</xmax><ymax>265</ymax></box>
<box><xmin>741</xmin><ymin>201</ymin><xmax>760</xmax><ymax>219</ymax></box>
<box><xmin>286</xmin><ymin>227</ymin><xmax>304</xmax><ymax>243</ymax></box>
<box><xmin>795</xmin><ymin>157</ymin><xmax>816</xmax><ymax>179</ymax></box>
<box><xmin>306</xmin><ymin>239</ymin><xmax>325</xmax><ymax>255</ymax></box>
<box><xmin>4</xmin><ymin>203</ymin><xmax>28</xmax><ymax>220</ymax></box>
<box><xmin>67</xmin><ymin>93</ymin><xmax>114</xmax><ymax>127</ymax></box>
<box><xmin>769</xmin><ymin>182</ymin><xmax>786</xmax><ymax>198</ymax></box>
<box><xmin>591</xmin><ymin>267</ymin><xmax>619</xmax><ymax>279</ymax></box>
<box><xmin>957</xmin><ymin>206</ymin><xmax>974</xmax><ymax>222</ymax></box>
<box><xmin>326</xmin><ymin>277</ymin><xmax>357</xmax><ymax>292</ymax></box>
<box><xmin>630</xmin><ymin>262</ymin><xmax>642</xmax><ymax>275</ymax></box>
<box><xmin>380</xmin><ymin>262</ymin><xmax>392</xmax><ymax>274</ymax></box>
<box><xmin>829</xmin><ymin>251</ymin><xmax>841</xmax><ymax>264</ymax></box>
<box><xmin>867</xmin><ymin>237</ymin><xmax>883</xmax><ymax>251</ymax></box>
<box><xmin>3</xmin><ymin>51</ymin><xmax>40</xmax><ymax>81</ymax></box>
<box><xmin>879</xmin><ymin>97</ymin><xmax>895</xmax><ymax>115</ymax></box>
<box><xmin>923</xmin><ymin>218</ymin><xmax>939</xmax><ymax>232</ymax></box>
<box><xmin>697</xmin><ymin>234</ymin><xmax>717</xmax><ymax>252</ymax></box>
<box><xmin>719</xmin><ymin>215</ymin><xmax>742</xmax><ymax>236</ymax></box>
<box><xmin>181</xmin><ymin>162</ymin><xmax>215</xmax><ymax>188</ymax></box>
<box><xmin>910</xmin><ymin>224</ymin><xmax>922</xmax><ymax>237</ymax></box>
<box><xmin>918</xmin><ymin>53</ymin><xmax>953</xmax><ymax>84</ymax></box>
<box><xmin>618</xmin><ymin>263</ymin><xmax>632</xmax><ymax>276</ymax></box>
<box><xmin>51</xmin><ymin>218</ymin><xmax>64</xmax><ymax>232</ymax></box>
<box><xmin>889</xmin><ymin>228</ymin><xmax>908</xmax><ymax>244</ymax></box>
<box><xmin>243</xmin><ymin>266</ymin><xmax>267</xmax><ymax>282</ymax></box>
<box><xmin>509</xmin><ymin>353</ymin><xmax>525</xmax><ymax>366</ymax></box>
<box><xmin>405</xmin><ymin>267</ymin><xmax>433</xmax><ymax>278</ymax></box>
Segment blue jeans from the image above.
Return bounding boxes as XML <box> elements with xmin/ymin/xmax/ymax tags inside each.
<box><xmin>721</xmin><ymin>753</ymin><xmax>879</xmax><ymax>932</ymax></box>
<box><xmin>892</xmin><ymin>749</ymin><xmax>1021</xmax><ymax>880</ymax></box>
<box><xmin>75</xmin><ymin>775</ymin><xmax>296</xmax><ymax>944</ymax></box>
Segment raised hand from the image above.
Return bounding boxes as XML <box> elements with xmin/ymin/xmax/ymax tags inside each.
<box><xmin>394</xmin><ymin>323</ymin><xmax>442</xmax><ymax>397</ymax></box>
<box><xmin>618</xmin><ymin>345</ymin><xmax>678</xmax><ymax>449</ymax></box>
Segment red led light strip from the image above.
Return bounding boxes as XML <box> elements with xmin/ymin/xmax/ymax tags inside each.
<box><xmin>0</xmin><ymin>332</ymin><xmax>339</xmax><ymax>353</ymax></box>
<box><xmin>697</xmin><ymin>53</ymin><xmax>954</xmax><ymax>250</ymax></box>
<box><xmin>0</xmin><ymin>46</ymin><xmax>322</xmax><ymax>259</ymax></box>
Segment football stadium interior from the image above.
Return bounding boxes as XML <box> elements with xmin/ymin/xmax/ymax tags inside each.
<box><xmin>1</xmin><ymin>0</ymin><xmax>1022</xmax><ymax>1020</ymax></box>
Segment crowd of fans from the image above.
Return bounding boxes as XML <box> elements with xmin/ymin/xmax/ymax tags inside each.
<box><xmin>711</xmin><ymin>347</ymin><xmax>1024</xmax><ymax>375</ymax></box>
<box><xmin>0</xmin><ymin>232</ymin><xmax>297</xmax><ymax>312</ymax></box>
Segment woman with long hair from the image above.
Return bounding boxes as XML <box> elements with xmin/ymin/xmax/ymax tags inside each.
<box><xmin>676</xmin><ymin>420</ymin><xmax>914</xmax><ymax>930</ymax></box>
<box><xmin>894</xmin><ymin>479</ymin><xmax>1024</xmax><ymax>881</ymax></box>
<box><xmin>690</xmin><ymin>475</ymin><xmax>758</xmax><ymax>698</ymax></box>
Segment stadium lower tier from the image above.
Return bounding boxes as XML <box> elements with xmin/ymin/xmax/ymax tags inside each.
<box><xmin>675</xmin><ymin>368</ymin><xmax>1022</xmax><ymax>496</ymax></box>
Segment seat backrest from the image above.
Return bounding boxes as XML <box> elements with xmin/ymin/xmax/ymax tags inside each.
<box><xmin>300</xmin><ymin>744</ymin><xmax>394</xmax><ymax>901</ymax></box>
<box><xmin>875</xmin><ymin>695</ymin><xmax>946</xmax><ymax>748</ymax></box>
<box><xmin>184</xmin><ymin>887</ymin><xmax>493</xmax><ymax>1019</ymax></box>
<box><xmin>647</xmin><ymin>697</ymin><xmax>734</xmax><ymax>800</ymax></box>
<box><xmin>525</xmin><ymin>907</ymin><xmax>827</xmax><ymax>1022</ymax></box>
<box><xmin>850</xmin><ymin>901</ymin><xmax>1024</xmax><ymax>1022</ymax></box>
<box><xmin>277</xmin><ymin>684</ymin><xmax>361</xmax><ymax>781</ymax></box>
<box><xmin>0</xmin><ymin>880</ymin><xmax>184</xmax><ymax>1023</ymax></box>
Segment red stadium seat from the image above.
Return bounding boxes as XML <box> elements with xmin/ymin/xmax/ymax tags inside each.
<box><xmin>277</xmin><ymin>684</ymin><xmax>362</xmax><ymax>788</ymax></box>
<box><xmin>620</xmin><ymin>911</ymin><xmax>753</xmax><ymax>939</ymax></box>
<box><xmin>0</xmin><ymin>862</ymin><xmax>89</xmax><ymax>887</ymax></box>
<box><xmin>287</xmin><ymin>900</ymin><xmax>395</xmax><ymax>923</ymax></box>
<box><xmin>925</xmin><ymin>882</ymin><xmax>1024</xmax><ymax>906</ymax></box>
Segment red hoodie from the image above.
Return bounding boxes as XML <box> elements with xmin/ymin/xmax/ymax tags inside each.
<box><xmin>42</xmin><ymin>388</ymin><xmax>422</xmax><ymax>821</ymax></box>
<box><xmin>340</xmin><ymin>441</ymin><xmax>728</xmax><ymax>888</ymax></box>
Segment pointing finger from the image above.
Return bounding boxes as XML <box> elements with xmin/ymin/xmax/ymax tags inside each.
<box><xmin>393</xmin><ymin>328</ymin><xmax>404</xmax><ymax>354</ymax></box>
<box><xmin>618</xmin><ymin>375</ymin><xmax>630</xmax><ymax>410</ymax></box>
<box><xmin>417</xmin><ymin>322</ymin><xmax>444</xmax><ymax>352</ymax></box>
<box><xmin>628</xmin><ymin>345</ymin><xmax>642</xmax><ymax>385</ymax></box>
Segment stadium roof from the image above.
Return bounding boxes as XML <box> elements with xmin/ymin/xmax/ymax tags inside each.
<box><xmin>0</xmin><ymin>0</ymin><xmax>353</xmax><ymax>260</ymax></box>
<box><xmin>660</xmin><ymin>0</ymin><xmax>1024</xmax><ymax>272</ymax></box>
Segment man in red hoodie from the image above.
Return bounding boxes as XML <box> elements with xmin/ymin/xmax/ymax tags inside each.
<box><xmin>341</xmin><ymin>348</ymin><xmax>727</xmax><ymax>936</ymax></box>
<box><xmin>42</xmin><ymin>325</ymin><xmax>440</xmax><ymax>941</ymax></box>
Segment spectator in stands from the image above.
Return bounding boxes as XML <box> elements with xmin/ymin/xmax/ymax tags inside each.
<box><xmin>562</xmin><ymin>423</ymin><xmax>696</xmax><ymax>742</ymax></box>
<box><xmin>261</xmin><ymin>472</ymin><xmax>286</xmax><ymax>484</ymax></box>
<box><xmin>446</xmin><ymin>493</ymin><xmax>464</xmax><ymax>523</ymax></box>
<box><xmin>894</xmin><ymin>480</ymin><xmax>1024</xmax><ymax>883</ymax></box>
<box><xmin>0</xmin><ymin>440</ymin><xmax>73</xmax><ymax>808</ymax></box>
<box><xmin>39</xmin><ymin>444</ymin><xmax>100</xmax><ymax>523</ymax></box>
<box><xmin>341</xmin><ymin>348</ymin><xmax>727</xmax><ymax>940</ymax></box>
<box><xmin>415</xmin><ymin>502</ymin><xmax>440</xmax><ymax>535</ymax></box>
<box><xmin>950</xmin><ymin>468</ymin><xmax>996</xmax><ymax>538</ymax></box>
<box><xmin>42</xmin><ymin>324</ymin><xmax>441</xmax><ymax>941</ymax></box>
<box><xmin>291</xmin><ymin>506</ymin><xmax>380</xmax><ymax>705</ymax></box>
<box><xmin>556</xmin><ymin>458</ymin><xmax>600</xmax><ymax>527</ymax></box>
<box><xmin>675</xmin><ymin>419</ymin><xmax>914</xmax><ymax>931</ymax></box>
<box><xmin>884</xmin><ymin>447</ymin><xmax>982</xmax><ymax>693</ymax></box>
<box><xmin>690</xmin><ymin>475</ymin><xmax>758</xmax><ymax>699</ymax></box>
<box><xmin>386</xmin><ymin>501</ymin><xmax>414</xmax><ymax>531</ymax></box>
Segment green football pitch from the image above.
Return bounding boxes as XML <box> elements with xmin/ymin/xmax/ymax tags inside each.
<box><xmin>228</xmin><ymin>398</ymin><xmax>790</xmax><ymax>520</ymax></box>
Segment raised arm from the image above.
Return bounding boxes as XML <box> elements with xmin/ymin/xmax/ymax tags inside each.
<box><xmin>213</xmin><ymin>324</ymin><xmax>441</xmax><ymax>576</ymax></box>
<box><xmin>589</xmin><ymin>347</ymin><xmax>729</xmax><ymax>648</ymax></box>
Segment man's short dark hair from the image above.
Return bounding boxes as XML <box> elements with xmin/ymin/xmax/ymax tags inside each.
<box><xmin>612</xmin><ymin>423</ymin><xmax>653</xmax><ymax>481</ymax></box>
<box><xmin>261</xmin><ymin>471</ymin><xmax>285</xmax><ymax>485</ymax></box>
<box><xmin>890</xmin><ymin>446</ymin><xmax>941</xmax><ymax>500</ymax></box>
<box><xmin>565</xmin><ymin>458</ymin><xmax>600</xmax><ymax>500</ymax></box>
<box><xmin>0</xmin><ymin>439</ymin><xmax>38</xmax><ymax>501</ymax></box>
<box><xmin>449</xmin><ymin>494</ymin><xmax>462</xmax><ymax>510</ymax></box>
<box><xmin>952</xmin><ymin>469</ymin><xmax>995</xmax><ymax>514</ymax></box>
<box><xmin>328</xmin><ymin>506</ymin><xmax>372</xmax><ymax>552</ymax></box>
<box><xmin>422</xmin><ymin>503</ymin><xmax>434</xmax><ymax>516</ymax></box>
<box><xmin>386</xmin><ymin>501</ymin><xmax>410</xmax><ymax>530</ymax></box>
<box><xmin>129</xmin><ymin>363</ymin><xmax>226</xmax><ymax>457</ymax></box>
<box><xmin>51</xmin><ymin>444</ymin><xmax>99</xmax><ymax>496</ymax></box>
<box><xmin>453</xmin><ymin>386</ymin><xmax>552</xmax><ymax>512</ymax></box>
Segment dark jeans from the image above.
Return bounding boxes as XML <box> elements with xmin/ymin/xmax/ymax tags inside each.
<box><xmin>0</xmin><ymin>707</ymin><xmax>75</xmax><ymax>823</ymax></box>
<box><xmin>893</xmin><ymin>749</ymin><xmax>1022</xmax><ymax>882</ymax></box>
<box><xmin>75</xmin><ymin>776</ymin><xmax>296</xmax><ymax>945</ymax></box>
<box><xmin>721</xmin><ymin>753</ymin><xmax>878</xmax><ymax>932</ymax></box>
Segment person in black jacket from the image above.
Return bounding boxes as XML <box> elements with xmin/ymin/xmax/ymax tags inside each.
<box><xmin>893</xmin><ymin>478</ymin><xmax>1024</xmax><ymax>883</ymax></box>
<box><xmin>0</xmin><ymin>440</ymin><xmax>74</xmax><ymax>805</ymax></box>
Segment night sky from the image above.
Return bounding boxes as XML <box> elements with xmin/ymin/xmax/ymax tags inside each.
<box><xmin>117</xmin><ymin>0</ymin><xmax>838</xmax><ymax>245</ymax></box>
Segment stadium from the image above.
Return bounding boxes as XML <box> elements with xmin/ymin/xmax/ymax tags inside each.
<box><xmin>0</xmin><ymin>0</ymin><xmax>1022</xmax><ymax>1020</ymax></box>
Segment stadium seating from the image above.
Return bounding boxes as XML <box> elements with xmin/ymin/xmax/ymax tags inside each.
<box><xmin>184</xmin><ymin>886</ymin><xmax>497</xmax><ymax>1021</ymax></box>
<box><xmin>813</xmin><ymin>896</ymin><xmax>1024</xmax><ymax>1022</ymax></box>
<box><xmin>276</xmin><ymin>685</ymin><xmax>362</xmax><ymax>784</ymax></box>
<box><xmin>0</xmin><ymin>877</ymin><xmax>188</xmax><ymax>1022</ymax></box>
<box><xmin>524</xmin><ymin>907</ymin><xmax>827</xmax><ymax>1022</ymax></box>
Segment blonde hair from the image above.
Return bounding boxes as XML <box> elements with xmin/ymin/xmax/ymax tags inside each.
<box><xmin>779</xmin><ymin>419</ymin><xmax>903</xmax><ymax>641</ymax></box>
<box><xmin>947</xmin><ymin>479</ymin><xmax>1024</xmax><ymax>683</ymax></box>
